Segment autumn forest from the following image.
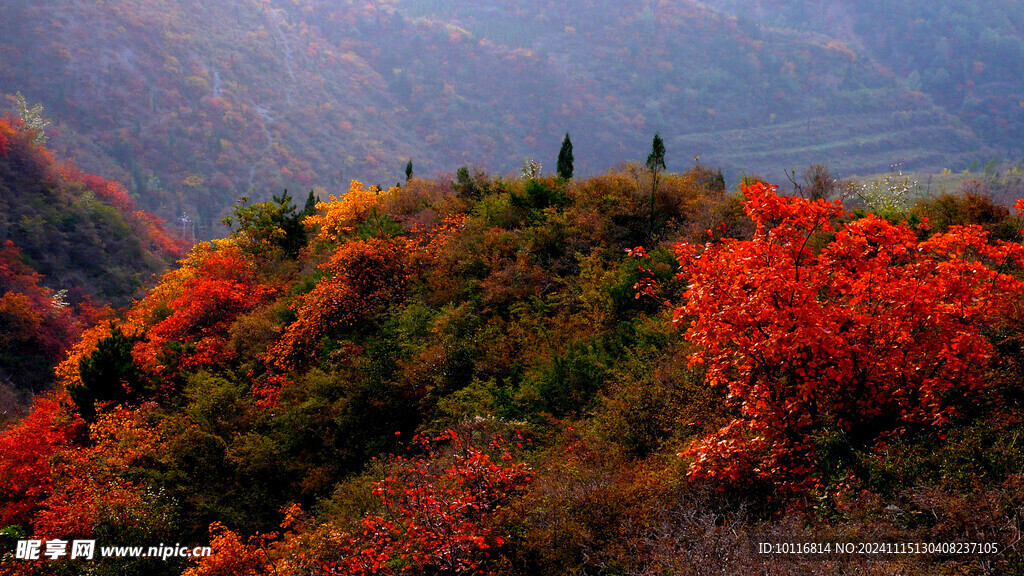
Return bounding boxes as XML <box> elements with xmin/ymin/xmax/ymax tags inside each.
<box><xmin>4</xmin><ymin>1</ymin><xmax>1024</xmax><ymax>575</ymax></box>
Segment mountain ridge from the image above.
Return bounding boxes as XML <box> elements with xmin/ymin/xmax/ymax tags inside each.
<box><xmin>1</xmin><ymin>0</ymin><xmax>1012</xmax><ymax>236</ymax></box>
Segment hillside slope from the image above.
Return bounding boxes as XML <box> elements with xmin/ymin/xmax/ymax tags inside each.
<box><xmin>701</xmin><ymin>0</ymin><xmax>1024</xmax><ymax>157</ymax></box>
<box><xmin>2</xmin><ymin>168</ymin><xmax>1023</xmax><ymax>575</ymax></box>
<box><xmin>0</xmin><ymin>116</ymin><xmax>186</xmax><ymax>400</ymax></box>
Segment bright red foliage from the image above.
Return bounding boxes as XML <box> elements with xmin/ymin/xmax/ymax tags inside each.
<box><xmin>138</xmin><ymin>245</ymin><xmax>274</xmax><ymax>374</ymax></box>
<box><xmin>0</xmin><ymin>394</ymin><xmax>85</xmax><ymax>528</ymax></box>
<box><xmin>0</xmin><ymin>399</ymin><xmax>164</xmax><ymax>541</ymax></box>
<box><xmin>648</xmin><ymin>183</ymin><xmax>1024</xmax><ymax>491</ymax></box>
<box><xmin>327</xmin><ymin>431</ymin><xmax>532</xmax><ymax>576</ymax></box>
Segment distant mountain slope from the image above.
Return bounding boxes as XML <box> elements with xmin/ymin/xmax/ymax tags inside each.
<box><xmin>0</xmin><ymin>0</ymin><xmax>1004</xmax><ymax>235</ymax></box>
<box><xmin>0</xmin><ymin>118</ymin><xmax>186</xmax><ymax>306</ymax></box>
<box><xmin>699</xmin><ymin>0</ymin><xmax>1024</xmax><ymax>158</ymax></box>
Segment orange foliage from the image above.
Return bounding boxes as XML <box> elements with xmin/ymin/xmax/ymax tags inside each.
<box><xmin>182</xmin><ymin>523</ymin><xmax>276</xmax><ymax>576</ymax></box>
<box><xmin>269</xmin><ymin>237</ymin><xmax>407</xmax><ymax>370</ymax></box>
<box><xmin>306</xmin><ymin>180</ymin><xmax>398</xmax><ymax>241</ymax></box>
<box><xmin>0</xmin><ymin>117</ymin><xmax>20</xmax><ymax>156</ymax></box>
<box><xmin>56</xmin><ymin>320</ymin><xmax>127</xmax><ymax>393</ymax></box>
<box><xmin>405</xmin><ymin>214</ymin><xmax>467</xmax><ymax>271</ymax></box>
<box><xmin>0</xmin><ymin>393</ymin><xmax>165</xmax><ymax>540</ymax></box>
<box><xmin>33</xmin><ymin>407</ymin><xmax>166</xmax><ymax>539</ymax></box>
<box><xmin>183</xmin><ymin>432</ymin><xmax>529</xmax><ymax>576</ymax></box>
<box><xmin>60</xmin><ymin>166</ymin><xmax>135</xmax><ymax>213</ymax></box>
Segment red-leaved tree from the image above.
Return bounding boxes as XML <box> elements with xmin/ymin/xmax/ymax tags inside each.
<box><xmin>327</xmin><ymin>431</ymin><xmax>532</xmax><ymax>575</ymax></box>
<box><xmin>137</xmin><ymin>245</ymin><xmax>274</xmax><ymax>375</ymax></box>
<box><xmin>637</xmin><ymin>182</ymin><xmax>1024</xmax><ymax>492</ymax></box>
<box><xmin>0</xmin><ymin>394</ymin><xmax>85</xmax><ymax>528</ymax></box>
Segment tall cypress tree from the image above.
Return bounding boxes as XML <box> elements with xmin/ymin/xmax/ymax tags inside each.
<box><xmin>405</xmin><ymin>160</ymin><xmax>414</xmax><ymax>182</ymax></box>
<box><xmin>646</xmin><ymin>133</ymin><xmax>666</xmax><ymax>240</ymax></box>
<box><xmin>557</xmin><ymin>133</ymin><xmax>574</xmax><ymax>180</ymax></box>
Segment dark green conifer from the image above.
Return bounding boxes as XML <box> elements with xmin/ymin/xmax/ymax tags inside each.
<box><xmin>646</xmin><ymin>133</ymin><xmax>666</xmax><ymax>240</ymax></box>
<box><xmin>69</xmin><ymin>327</ymin><xmax>141</xmax><ymax>421</ymax></box>
<box><xmin>557</xmin><ymin>133</ymin><xmax>574</xmax><ymax>180</ymax></box>
<box><xmin>304</xmin><ymin>189</ymin><xmax>319</xmax><ymax>216</ymax></box>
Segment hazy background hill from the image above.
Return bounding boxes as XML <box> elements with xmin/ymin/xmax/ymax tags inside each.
<box><xmin>1</xmin><ymin>0</ymin><xmax>1018</xmax><ymax>236</ymax></box>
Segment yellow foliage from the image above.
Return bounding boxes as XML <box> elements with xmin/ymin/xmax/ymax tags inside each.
<box><xmin>305</xmin><ymin>180</ymin><xmax>398</xmax><ymax>241</ymax></box>
<box><xmin>90</xmin><ymin>406</ymin><xmax>165</xmax><ymax>469</ymax></box>
<box><xmin>55</xmin><ymin>322</ymin><xmax>116</xmax><ymax>392</ymax></box>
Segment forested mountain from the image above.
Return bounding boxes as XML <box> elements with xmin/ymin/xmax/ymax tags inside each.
<box><xmin>701</xmin><ymin>0</ymin><xmax>1024</xmax><ymax>151</ymax></box>
<box><xmin>2</xmin><ymin>0</ymin><xmax>1015</xmax><ymax>236</ymax></box>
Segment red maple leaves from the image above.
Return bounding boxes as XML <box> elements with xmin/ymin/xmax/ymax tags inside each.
<box><xmin>0</xmin><ymin>394</ymin><xmax>84</xmax><ymax>528</ymax></box>
<box><xmin>644</xmin><ymin>182</ymin><xmax>1024</xmax><ymax>491</ymax></box>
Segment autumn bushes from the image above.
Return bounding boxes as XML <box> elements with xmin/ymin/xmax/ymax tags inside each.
<box><xmin>174</xmin><ymin>428</ymin><xmax>533</xmax><ymax>576</ymax></box>
<box><xmin>636</xmin><ymin>182</ymin><xmax>1024</xmax><ymax>495</ymax></box>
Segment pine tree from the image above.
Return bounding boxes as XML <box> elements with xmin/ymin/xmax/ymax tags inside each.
<box><xmin>303</xmin><ymin>189</ymin><xmax>320</xmax><ymax>216</ymax></box>
<box><xmin>646</xmin><ymin>133</ymin><xmax>666</xmax><ymax>176</ymax></box>
<box><xmin>405</xmin><ymin>160</ymin><xmax>414</xmax><ymax>182</ymax></box>
<box><xmin>274</xmin><ymin>190</ymin><xmax>308</xmax><ymax>256</ymax></box>
<box><xmin>70</xmin><ymin>327</ymin><xmax>141</xmax><ymax>421</ymax></box>
<box><xmin>557</xmin><ymin>133</ymin><xmax>574</xmax><ymax>180</ymax></box>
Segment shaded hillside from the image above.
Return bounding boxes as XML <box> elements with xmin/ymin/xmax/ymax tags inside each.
<box><xmin>0</xmin><ymin>0</ymin><xmax>1001</xmax><ymax>236</ymax></box>
<box><xmin>0</xmin><ymin>118</ymin><xmax>186</xmax><ymax>306</ymax></box>
<box><xmin>0</xmin><ymin>116</ymin><xmax>186</xmax><ymax>401</ymax></box>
